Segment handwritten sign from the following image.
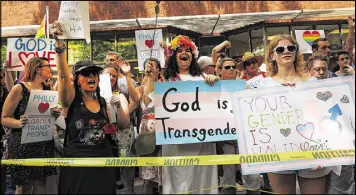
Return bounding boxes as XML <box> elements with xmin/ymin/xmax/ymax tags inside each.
<box><xmin>295</xmin><ymin>30</ymin><xmax>326</xmax><ymax>54</ymax></box>
<box><xmin>135</xmin><ymin>29</ymin><xmax>165</xmax><ymax>71</ymax></box>
<box><xmin>21</xmin><ymin>90</ymin><xmax>59</xmax><ymax>144</ymax></box>
<box><xmin>99</xmin><ymin>73</ymin><xmax>116</xmax><ymax>123</ymax></box>
<box><xmin>154</xmin><ymin>80</ymin><xmax>246</xmax><ymax>145</ymax></box>
<box><xmin>232</xmin><ymin>76</ymin><xmax>355</xmax><ymax>175</ymax></box>
<box><xmin>6</xmin><ymin>38</ymin><xmax>57</xmax><ymax>71</ymax></box>
<box><xmin>247</xmin><ymin>74</ymin><xmax>265</xmax><ymax>89</ymax></box>
<box><xmin>58</xmin><ymin>1</ymin><xmax>90</xmax><ymax>43</ymax></box>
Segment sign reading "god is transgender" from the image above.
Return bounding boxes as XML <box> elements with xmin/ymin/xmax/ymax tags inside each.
<box><xmin>154</xmin><ymin>80</ymin><xmax>246</xmax><ymax>145</ymax></box>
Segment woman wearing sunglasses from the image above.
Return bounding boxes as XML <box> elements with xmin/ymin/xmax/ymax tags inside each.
<box><xmin>51</xmin><ymin>21</ymin><xmax>119</xmax><ymax>194</ymax></box>
<box><xmin>1</xmin><ymin>57</ymin><xmax>60</xmax><ymax>194</ymax></box>
<box><xmin>258</xmin><ymin>35</ymin><xmax>329</xmax><ymax>194</ymax></box>
<box><xmin>238</xmin><ymin>52</ymin><xmax>266</xmax><ymax>81</ymax></box>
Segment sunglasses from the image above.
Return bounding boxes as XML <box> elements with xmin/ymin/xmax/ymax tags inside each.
<box><xmin>273</xmin><ymin>45</ymin><xmax>297</xmax><ymax>55</ymax></box>
<box><xmin>244</xmin><ymin>59</ymin><xmax>257</xmax><ymax>67</ymax></box>
<box><xmin>79</xmin><ymin>69</ymin><xmax>98</xmax><ymax>77</ymax></box>
<box><xmin>39</xmin><ymin>64</ymin><xmax>51</xmax><ymax>69</ymax></box>
<box><xmin>223</xmin><ymin>66</ymin><xmax>237</xmax><ymax>70</ymax></box>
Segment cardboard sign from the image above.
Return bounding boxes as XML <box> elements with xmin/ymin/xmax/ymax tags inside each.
<box><xmin>232</xmin><ymin>76</ymin><xmax>355</xmax><ymax>175</ymax></box>
<box><xmin>6</xmin><ymin>38</ymin><xmax>57</xmax><ymax>71</ymax></box>
<box><xmin>58</xmin><ymin>1</ymin><xmax>90</xmax><ymax>43</ymax></box>
<box><xmin>21</xmin><ymin>90</ymin><xmax>59</xmax><ymax>144</ymax></box>
<box><xmin>99</xmin><ymin>73</ymin><xmax>116</xmax><ymax>123</ymax></box>
<box><xmin>295</xmin><ymin>30</ymin><xmax>326</xmax><ymax>54</ymax></box>
<box><xmin>247</xmin><ymin>74</ymin><xmax>265</xmax><ymax>89</ymax></box>
<box><xmin>154</xmin><ymin>80</ymin><xmax>246</xmax><ymax>145</ymax></box>
<box><xmin>135</xmin><ymin>29</ymin><xmax>165</xmax><ymax>71</ymax></box>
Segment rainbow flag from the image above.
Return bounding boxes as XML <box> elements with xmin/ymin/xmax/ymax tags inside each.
<box><xmin>35</xmin><ymin>7</ymin><xmax>49</xmax><ymax>39</ymax></box>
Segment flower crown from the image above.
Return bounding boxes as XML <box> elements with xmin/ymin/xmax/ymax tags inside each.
<box><xmin>167</xmin><ymin>35</ymin><xmax>199</xmax><ymax>58</ymax></box>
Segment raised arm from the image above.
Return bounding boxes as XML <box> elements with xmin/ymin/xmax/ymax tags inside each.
<box><xmin>211</xmin><ymin>40</ymin><xmax>231</xmax><ymax>64</ymax></box>
<box><xmin>344</xmin><ymin>16</ymin><xmax>355</xmax><ymax>54</ymax></box>
<box><xmin>51</xmin><ymin>21</ymin><xmax>74</xmax><ymax>110</ymax></box>
<box><xmin>3</xmin><ymin>60</ymin><xmax>14</xmax><ymax>91</ymax></box>
<box><xmin>120</xmin><ymin>61</ymin><xmax>142</xmax><ymax>102</ymax></box>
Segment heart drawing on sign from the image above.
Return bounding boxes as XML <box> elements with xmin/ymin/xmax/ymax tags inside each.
<box><xmin>340</xmin><ymin>95</ymin><xmax>350</xmax><ymax>103</ymax></box>
<box><xmin>303</xmin><ymin>31</ymin><xmax>321</xmax><ymax>46</ymax></box>
<box><xmin>145</xmin><ymin>40</ymin><xmax>154</xmax><ymax>48</ymax></box>
<box><xmin>316</xmin><ymin>91</ymin><xmax>332</xmax><ymax>101</ymax></box>
<box><xmin>280</xmin><ymin>128</ymin><xmax>291</xmax><ymax>137</ymax></box>
<box><xmin>296</xmin><ymin>122</ymin><xmax>314</xmax><ymax>140</ymax></box>
<box><xmin>38</xmin><ymin>102</ymin><xmax>49</xmax><ymax>113</ymax></box>
<box><xmin>19</xmin><ymin>52</ymin><xmax>38</xmax><ymax>67</ymax></box>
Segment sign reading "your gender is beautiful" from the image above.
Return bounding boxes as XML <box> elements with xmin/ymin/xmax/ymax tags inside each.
<box><xmin>154</xmin><ymin>80</ymin><xmax>246</xmax><ymax>145</ymax></box>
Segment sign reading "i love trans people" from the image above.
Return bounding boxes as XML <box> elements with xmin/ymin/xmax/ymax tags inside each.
<box><xmin>6</xmin><ymin>38</ymin><xmax>57</xmax><ymax>71</ymax></box>
<box><xmin>154</xmin><ymin>80</ymin><xmax>246</xmax><ymax>145</ymax></box>
<box><xmin>21</xmin><ymin>90</ymin><xmax>59</xmax><ymax>144</ymax></box>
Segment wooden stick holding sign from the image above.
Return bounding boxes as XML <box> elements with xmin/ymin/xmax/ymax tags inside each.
<box><xmin>154</xmin><ymin>80</ymin><xmax>246</xmax><ymax>145</ymax></box>
<box><xmin>231</xmin><ymin>76</ymin><xmax>355</xmax><ymax>175</ymax></box>
<box><xmin>21</xmin><ymin>90</ymin><xmax>59</xmax><ymax>144</ymax></box>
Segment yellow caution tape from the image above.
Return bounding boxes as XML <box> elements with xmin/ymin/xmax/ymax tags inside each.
<box><xmin>1</xmin><ymin>149</ymin><xmax>354</xmax><ymax>167</ymax></box>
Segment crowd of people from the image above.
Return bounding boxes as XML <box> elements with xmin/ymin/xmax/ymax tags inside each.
<box><xmin>0</xmin><ymin>16</ymin><xmax>355</xmax><ymax>195</ymax></box>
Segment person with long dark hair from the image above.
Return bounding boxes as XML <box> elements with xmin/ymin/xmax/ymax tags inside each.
<box><xmin>51</xmin><ymin>20</ymin><xmax>126</xmax><ymax>194</ymax></box>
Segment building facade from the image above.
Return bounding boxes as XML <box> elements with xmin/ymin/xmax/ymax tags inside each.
<box><xmin>1</xmin><ymin>1</ymin><xmax>355</xmax><ymax>74</ymax></box>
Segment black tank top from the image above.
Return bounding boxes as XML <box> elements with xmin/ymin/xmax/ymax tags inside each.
<box><xmin>63</xmin><ymin>95</ymin><xmax>113</xmax><ymax>157</ymax></box>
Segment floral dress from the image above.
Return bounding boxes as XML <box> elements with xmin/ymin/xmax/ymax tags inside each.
<box><xmin>7</xmin><ymin>83</ymin><xmax>57</xmax><ymax>185</ymax></box>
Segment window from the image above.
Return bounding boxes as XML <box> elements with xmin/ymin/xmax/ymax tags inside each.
<box><xmin>316</xmin><ymin>24</ymin><xmax>341</xmax><ymax>50</ymax></box>
<box><xmin>228</xmin><ymin>32</ymin><xmax>250</xmax><ymax>57</ymax></box>
<box><xmin>117</xmin><ymin>37</ymin><xmax>137</xmax><ymax>60</ymax></box>
<box><xmin>92</xmin><ymin>35</ymin><xmax>115</xmax><ymax>64</ymax></box>
<box><xmin>198</xmin><ymin>36</ymin><xmax>225</xmax><ymax>57</ymax></box>
<box><xmin>251</xmin><ymin>28</ymin><xmax>264</xmax><ymax>57</ymax></box>
<box><xmin>266</xmin><ymin>27</ymin><xmax>290</xmax><ymax>41</ymax></box>
<box><xmin>67</xmin><ymin>40</ymin><xmax>91</xmax><ymax>66</ymax></box>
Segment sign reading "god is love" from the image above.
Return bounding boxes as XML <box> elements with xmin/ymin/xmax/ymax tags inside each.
<box><xmin>154</xmin><ymin>80</ymin><xmax>246</xmax><ymax>145</ymax></box>
<box><xmin>232</xmin><ymin>76</ymin><xmax>355</xmax><ymax>175</ymax></box>
<box><xmin>21</xmin><ymin>90</ymin><xmax>59</xmax><ymax>144</ymax></box>
<box><xmin>6</xmin><ymin>38</ymin><xmax>57</xmax><ymax>71</ymax></box>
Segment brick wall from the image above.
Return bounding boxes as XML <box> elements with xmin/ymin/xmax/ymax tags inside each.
<box><xmin>1</xmin><ymin>1</ymin><xmax>355</xmax><ymax>27</ymax></box>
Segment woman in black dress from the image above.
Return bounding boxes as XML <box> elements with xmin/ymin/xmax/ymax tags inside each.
<box><xmin>52</xmin><ymin>21</ymin><xmax>121</xmax><ymax>194</ymax></box>
<box><xmin>1</xmin><ymin>57</ymin><xmax>59</xmax><ymax>194</ymax></box>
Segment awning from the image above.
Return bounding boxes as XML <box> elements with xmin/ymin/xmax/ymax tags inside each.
<box><xmin>1</xmin><ymin>7</ymin><xmax>354</xmax><ymax>37</ymax></box>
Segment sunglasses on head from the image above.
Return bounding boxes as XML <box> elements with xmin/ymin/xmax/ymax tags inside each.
<box><xmin>223</xmin><ymin>65</ymin><xmax>237</xmax><ymax>70</ymax></box>
<box><xmin>79</xmin><ymin>69</ymin><xmax>98</xmax><ymax>77</ymax></box>
<box><xmin>273</xmin><ymin>45</ymin><xmax>297</xmax><ymax>55</ymax></box>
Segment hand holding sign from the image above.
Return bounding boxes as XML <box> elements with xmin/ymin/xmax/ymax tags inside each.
<box><xmin>19</xmin><ymin>115</ymin><xmax>28</xmax><ymax>128</ymax></box>
<box><xmin>51</xmin><ymin>21</ymin><xmax>64</xmax><ymax>40</ymax></box>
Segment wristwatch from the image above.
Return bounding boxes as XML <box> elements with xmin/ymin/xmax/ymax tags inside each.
<box><xmin>55</xmin><ymin>44</ymin><xmax>67</xmax><ymax>54</ymax></box>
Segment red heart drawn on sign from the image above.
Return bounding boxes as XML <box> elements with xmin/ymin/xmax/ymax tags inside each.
<box><xmin>38</xmin><ymin>102</ymin><xmax>49</xmax><ymax>113</ymax></box>
<box><xmin>145</xmin><ymin>40</ymin><xmax>154</xmax><ymax>48</ymax></box>
<box><xmin>18</xmin><ymin>52</ymin><xmax>37</xmax><ymax>67</ymax></box>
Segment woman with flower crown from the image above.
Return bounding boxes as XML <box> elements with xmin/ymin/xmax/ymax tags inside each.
<box><xmin>158</xmin><ymin>35</ymin><xmax>220</xmax><ymax>194</ymax></box>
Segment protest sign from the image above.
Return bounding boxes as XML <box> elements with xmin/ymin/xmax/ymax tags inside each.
<box><xmin>21</xmin><ymin>90</ymin><xmax>59</xmax><ymax>144</ymax></box>
<box><xmin>58</xmin><ymin>1</ymin><xmax>90</xmax><ymax>43</ymax></box>
<box><xmin>135</xmin><ymin>29</ymin><xmax>165</xmax><ymax>71</ymax></box>
<box><xmin>99</xmin><ymin>73</ymin><xmax>116</xmax><ymax>123</ymax></box>
<box><xmin>6</xmin><ymin>38</ymin><xmax>57</xmax><ymax>71</ymax></box>
<box><xmin>155</xmin><ymin>80</ymin><xmax>246</xmax><ymax>145</ymax></box>
<box><xmin>232</xmin><ymin>76</ymin><xmax>355</xmax><ymax>175</ymax></box>
<box><xmin>247</xmin><ymin>74</ymin><xmax>265</xmax><ymax>89</ymax></box>
<box><xmin>295</xmin><ymin>30</ymin><xmax>326</xmax><ymax>54</ymax></box>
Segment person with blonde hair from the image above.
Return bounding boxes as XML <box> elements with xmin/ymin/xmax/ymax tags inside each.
<box><xmin>258</xmin><ymin>34</ymin><xmax>329</xmax><ymax>194</ymax></box>
<box><xmin>1</xmin><ymin>57</ymin><xmax>60</xmax><ymax>194</ymax></box>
